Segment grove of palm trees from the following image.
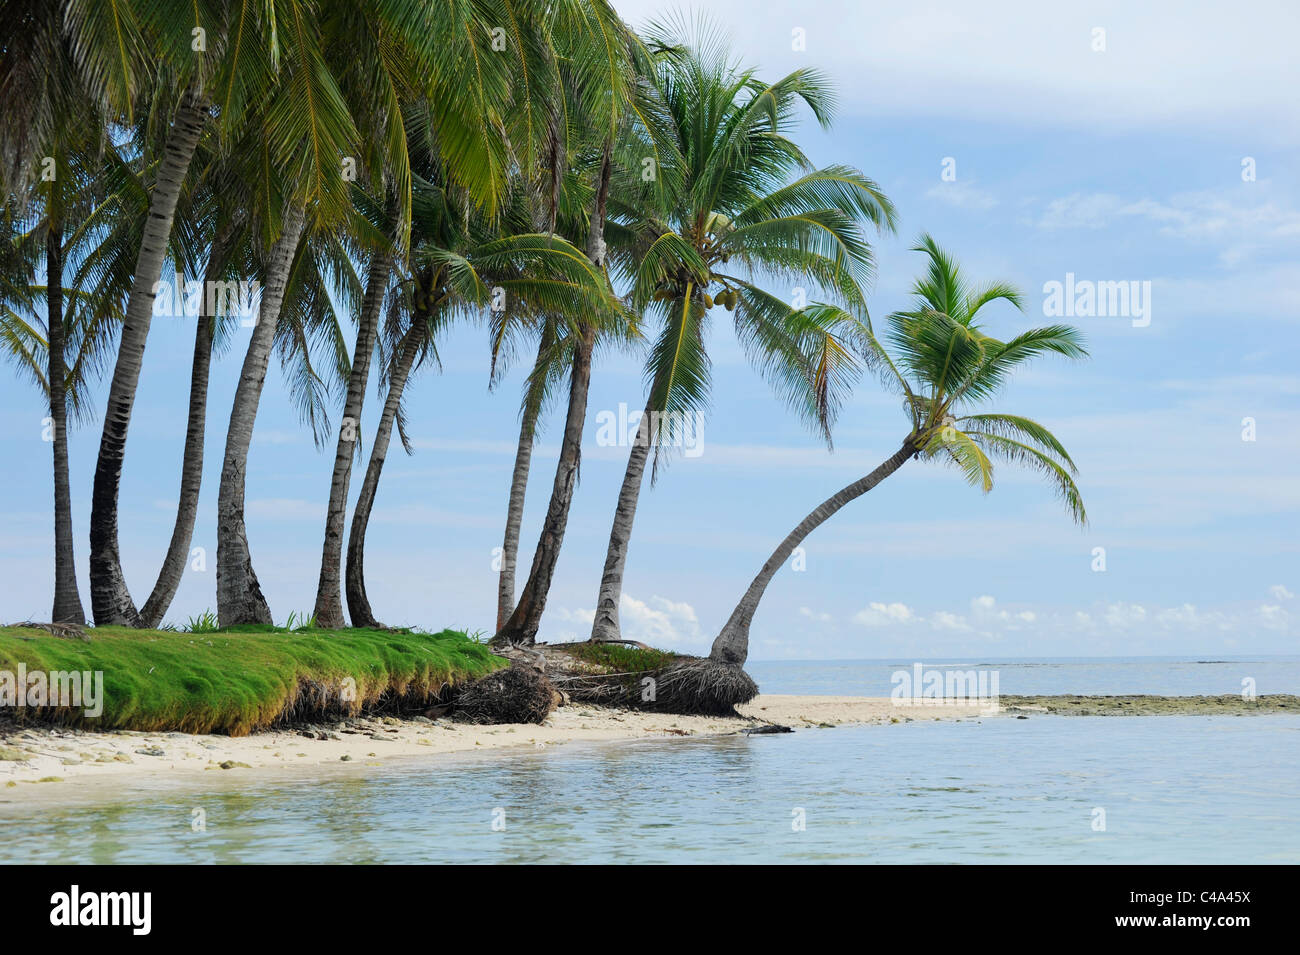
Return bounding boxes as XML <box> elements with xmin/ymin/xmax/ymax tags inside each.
<box><xmin>1</xmin><ymin>1</ymin><xmax>1085</xmax><ymax>716</ymax></box>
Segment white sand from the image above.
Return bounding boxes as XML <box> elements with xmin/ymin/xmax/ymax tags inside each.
<box><xmin>0</xmin><ymin>695</ymin><xmax>997</xmax><ymax>797</ymax></box>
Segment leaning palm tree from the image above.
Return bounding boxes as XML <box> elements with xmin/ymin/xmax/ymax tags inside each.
<box><xmin>709</xmin><ymin>236</ymin><xmax>1089</xmax><ymax>666</ymax></box>
<box><xmin>587</xmin><ymin>18</ymin><xmax>896</xmax><ymax>643</ymax></box>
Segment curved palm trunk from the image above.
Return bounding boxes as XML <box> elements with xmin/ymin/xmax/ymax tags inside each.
<box><xmin>493</xmin><ymin>143</ymin><xmax>612</xmax><ymax>647</ymax></box>
<box><xmin>345</xmin><ymin>324</ymin><xmax>420</xmax><ymax>628</ymax></box>
<box><xmin>589</xmin><ymin>411</ymin><xmax>652</xmax><ymax>642</ymax></box>
<box><xmin>88</xmin><ymin>88</ymin><xmax>209</xmax><ymax>625</ymax></box>
<box><xmin>215</xmin><ymin>202</ymin><xmax>307</xmax><ymax>627</ymax></box>
<box><xmin>313</xmin><ymin>251</ymin><xmax>393</xmax><ymax>627</ymax></box>
<box><xmin>46</xmin><ymin>223</ymin><xmax>85</xmax><ymax>625</ymax></box>
<box><xmin>495</xmin><ymin>332</ymin><xmax>552</xmax><ymax>630</ymax></box>
<box><xmin>709</xmin><ymin>440</ymin><xmax>916</xmax><ymax>666</ymax></box>
<box><xmin>138</xmin><ymin>224</ymin><xmax>236</xmax><ymax>627</ymax></box>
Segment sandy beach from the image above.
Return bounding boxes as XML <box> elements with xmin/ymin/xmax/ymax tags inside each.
<box><xmin>0</xmin><ymin>695</ymin><xmax>994</xmax><ymax>794</ymax></box>
<box><xmin>7</xmin><ymin>691</ymin><xmax>1289</xmax><ymax>802</ymax></box>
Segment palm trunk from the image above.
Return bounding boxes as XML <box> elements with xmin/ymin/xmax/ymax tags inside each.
<box><xmin>215</xmin><ymin>202</ymin><xmax>307</xmax><ymax>627</ymax></box>
<box><xmin>88</xmin><ymin>88</ymin><xmax>209</xmax><ymax>625</ymax></box>
<box><xmin>709</xmin><ymin>439</ymin><xmax>916</xmax><ymax>666</ymax></box>
<box><xmin>138</xmin><ymin>222</ymin><xmax>236</xmax><ymax>628</ymax></box>
<box><xmin>345</xmin><ymin>323</ymin><xmax>421</xmax><ymax>628</ymax></box>
<box><xmin>589</xmin><ymin>411</ymin><xmax>652</xmax><ymax>642</ymax></box>
<box><xmin>46</xmin><ymin>222</ymin><xmax>85</xmax><ymax>625</ymax></box>
<box><xmin>494</xmin><ymin>324</ymin><xmax>596</xmax><ymax>645</ymax></box>
<box><xmin>313</xmin><ymin>251</ymin><xmax>393</xmax><ymax>627</ymax></box>
<box><xmin>496</xmin><ymin>399</ymin><xmax>541</xmax><ymax>630</ymax></box>
<box><xmin>493</xmin><ymin>144</ymin><xmax>613</xmax><ymax>646</ymax></box>
<box><xmin>495</xmin><ymin>331</ymin><xmax>552</xmax><ymax>630</ymax></box>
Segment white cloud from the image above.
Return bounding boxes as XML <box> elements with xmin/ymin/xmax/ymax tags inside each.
<box><xmin>1032</xmin><ymin>189</ymin><xmax>1300</xmax><ymax>266</ymax></box>
<box><xmin>554</xmin><ymin>593</ymin><xmax>707</xmax><ymax>651</ymax></box>
<box><xmin>930</xmin><ymin>611</ymin><xmax>970</xmax><ymax>631</ymax></box>
<box><xmin>799</xmin><ymin>606</ymin><xmax>833</xmax><ymax>623</ymax></box>
<box><xmin>611</xmin><ymin>0</ymin><xmax>1300</xmax><ymax>141</ymax></box>
<box><xmin>1269</xmin><ymin>584</ymin><xmax>1294</xmax><ymax>600</ymax></box>
<box><xmin>1258</xmin><ymin>604</ymin><xmax>1290</xmax><ymax>629</ymax></box>
<box><xmin>925</xmin><ymin>181</ymin><xmax>997</xmax><ymax>211</ymax></box>
<box><xmin>1104</xmin><ymin>602</ymin><xmax>1147</xmax><ymax>627</ymax></box>
<box><xmin>840</xmin><ymin>594</ymin><xmax>1296</xmax><ymax>651</ymax></box>
<box><xmin>1154</xmin><ymin>603</ymin><xmax>1203</xmax><ymax>628</ymax></box>
<box><xmin>853</xmin><ymin>601</ymin><xmax>914</xmax><ymax>626</ymax></box>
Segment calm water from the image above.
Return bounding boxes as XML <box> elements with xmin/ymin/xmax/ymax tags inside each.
<box><xmin>747</xmin><ymin>656</ymin><xmax>1300</xmax><ymax>696</ymax></box>
<box><xmin>2</xmin><ymin>658</ymin><xmax>1298</xmax><ymax>864</ymax></box>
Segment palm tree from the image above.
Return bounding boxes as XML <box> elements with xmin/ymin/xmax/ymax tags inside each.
<box><xmin>345</xmin><ymin>177</ymin><xmax>619</xmax><ymax>627</ymax></box>
<box><xmin>80</xmin><ymin>1</ymin><xmax>277</xmax><ymax>625</ymax></box>
<box><xmin>708</xmin><ymin>236</ymin><xmax>1089</xmax><ymax>666</ymax></box>
<box><xmin>588</xmin><ymin>20</ymin><xmax>896</xmax><ymax>643</ymax></box>
<box><xmin>213</xmin><ymin>176</ymin><xmax>364</xmax><ymax>626</ymax></box>
<box><xmin>492</xmin><ymin>8</ymin><xmax>657</xmax><ymax>645</ymax></box>
<box><xmin>308</xmin><ymin>195</ymin><xmax>398</xmax><ymax>628</ymax></box>
<box><xmin>0</xmin><ymin>107</ymin><xmax>134</xmax><ymax>624</ymax></box>
<box><xmin>136</xmin><ymin>204</ymin><xmax>243</xmax><ymax>628</ymax></box>
<box><xmin>73</xmin><ymin>118</ymin><xmax>356</xmax><ymax>629</ymax></box>
<box><xmin>490</xmin><ymin>144</ymin><xmax>613</xmax><ymax>646</ymax></box>
<box><xmin>218</xmin><ymin>0</ymin><xmax>544</xmax><ymax>626</ymax></box>
<box><xmin>493</xmin><ymin>316</ymin><xmax>570</xmax><ymax>630</ymax></box>
<box><xmin>0</xmin><ymin>0</ymin><xmax>186</xmax><ymax>626</ymax></box>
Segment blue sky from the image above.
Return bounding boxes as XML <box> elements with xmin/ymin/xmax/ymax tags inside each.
<box><xmin>2</xmin><ymin>0</ymin><xmax>1297</xmax><ymax>659</ymax></box>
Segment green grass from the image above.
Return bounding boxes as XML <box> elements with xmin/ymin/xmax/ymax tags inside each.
<box><xmin>561</xmin><ymin>642</ymin><xmax>679</xmax><ymax>672</ymax></box>
<box><xmin>0</xmin><ymin>625</ymin><xmax>505</xmax><ymax>736</ymax></box>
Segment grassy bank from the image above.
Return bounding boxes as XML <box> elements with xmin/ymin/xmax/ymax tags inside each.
<box><xmin>559</xmin><ymin>642</ymin><xmax>678</xmax><ymax>672</ymax></box>
<box><xmin>0</xmin><ymin>625</ymin><xmax>504</xmax><ymax>735</ymax></box>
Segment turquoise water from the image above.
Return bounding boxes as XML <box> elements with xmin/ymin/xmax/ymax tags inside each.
<box><xmin>2</xmin><ymin>658</ymin><xmax>1298</xmax><ymax>864</ymax></box>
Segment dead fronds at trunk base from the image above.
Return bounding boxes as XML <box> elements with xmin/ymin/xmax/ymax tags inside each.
<box><xmin>453</xmin><ymin>661</ymin><xmax>560</xmax><ymax>725</ymax></box>
<box><xmin>635</xmin><ymin>658</ymin><xmax>759</xmax><ymax>715</ymax></box>
<box><xmin>13</xmin><ymin>621</ymin><xmax>90</xmax><ymax>642</ymax></box>
<box><xmin>541</xmin><ymin>645</ymin><xmax>758</xmax><ymax>716</ymax></box>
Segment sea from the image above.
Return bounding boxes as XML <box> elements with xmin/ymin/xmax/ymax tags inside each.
<box><xmin>2</xmin><ymin>657</ymin><xmax>1297</xmax><ymax>864</ymax></box>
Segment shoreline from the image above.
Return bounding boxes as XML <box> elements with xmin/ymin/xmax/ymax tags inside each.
<box><xmin>0</xmin><ymin>695</ymin><xmax>991</xmax><ymax>797</ymax></box>
<box><xmin>2</xmin><ymin>693</ymin><xmax>1294</xmax><ymax>803</ymax></box>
